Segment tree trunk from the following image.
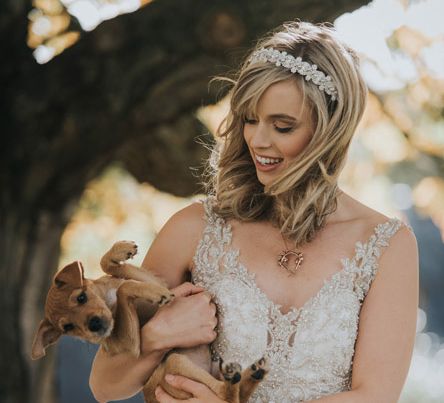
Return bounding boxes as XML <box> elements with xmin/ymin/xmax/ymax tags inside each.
<box><xmin>0</xmin><ymin>0</ymin><xmax>369</xmax><ymax>402</ymax></box>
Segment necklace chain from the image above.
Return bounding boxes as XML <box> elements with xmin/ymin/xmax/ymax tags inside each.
<box><xmin>274</xmin><ymin>188</ymin><xmax>343</xmax><ymax>275</ymax></box>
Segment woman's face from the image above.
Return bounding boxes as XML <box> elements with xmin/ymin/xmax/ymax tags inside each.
<box><xmin>243</xmin><ymin>79</ymin><xmax>315</xmax><ymax>186</ymax></box>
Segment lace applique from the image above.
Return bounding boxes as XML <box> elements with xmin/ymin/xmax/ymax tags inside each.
<box><xmin>191</xmin><ymin>196</ymin><xmax>407</xmax><ymax>402</ymax></box>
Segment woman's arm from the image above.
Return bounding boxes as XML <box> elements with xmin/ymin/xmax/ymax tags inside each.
<box><xmin>141</xmin><ymin>201</ymin><xmax>207</xmax><ymax>287</ymax></box>
<box><xmin>303</xmin><ymin>224</ymin><xmax>419</xmax><ymax>403</ymax></box>
<box><xmin>89</xmin><ymin>345</ymin><xmax>166</xmax><ymax>403</ymax></box>
<box><xmin>89</xmin><ymin>202</ymin><xmax>216</xmax><ymax>402</ymax></box>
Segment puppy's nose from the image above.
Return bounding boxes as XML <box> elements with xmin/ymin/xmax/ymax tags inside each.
<box><xmin>88</xmin><ymin>316</ymin><xmax>104</xmax><ymax>332</ymax></box>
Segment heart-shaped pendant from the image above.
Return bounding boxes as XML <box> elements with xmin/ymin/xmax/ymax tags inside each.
<box><xmin>277</xmin><ymin>250</ymin><xmax>304</xmax><ymax>274</ymax></box>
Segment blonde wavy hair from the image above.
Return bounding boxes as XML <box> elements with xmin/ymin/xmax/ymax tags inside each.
<box><xmin>204</xmin><ymin>21</ymin><xmax>368</xmax><ymax>247</ymax></box>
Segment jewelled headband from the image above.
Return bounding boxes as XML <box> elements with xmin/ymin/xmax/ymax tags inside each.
<box><xmin>247</xmin><ymin>47</ymin><xmax>338</xmax><ymax>101</ymax></box>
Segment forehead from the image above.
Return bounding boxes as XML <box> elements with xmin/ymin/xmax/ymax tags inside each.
<box><xmin>247</xmin><ymin>79</ymin><xmax>309</xmax><ymax>119</ymax></box>
<box><xmin>45</xmin><ymin>286</ymin><xmax>80</xmax><ymax>316</ymax></box>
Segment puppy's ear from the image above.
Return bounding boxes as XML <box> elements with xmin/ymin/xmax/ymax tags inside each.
<box><xmin>31</xmin><ymin>318</ymin><xmax>62</xmax><ymax>360</ymax></box>
<box><xmin>54</xmin><ymin>261</ymin><xmax>84</xmax><ymax>288</ymax></box>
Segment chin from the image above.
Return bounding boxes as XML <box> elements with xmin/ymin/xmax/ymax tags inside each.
<box><xmin>257</xmin><ymin>178</ymin><xmax>271</xmax><ymax>187</ymax></box>
<box><xmin>256</xmin><ymin>173</ymin><xmax>273</xmax><ymax>187</ymax></box>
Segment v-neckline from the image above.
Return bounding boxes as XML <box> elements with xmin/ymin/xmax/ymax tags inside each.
<box><xmin>223</xmin><ymin>217</ymin><xmax>400</xmax><ymax>319</ymax></box>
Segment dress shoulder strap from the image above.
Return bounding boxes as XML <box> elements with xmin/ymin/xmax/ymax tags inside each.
<box><xmin>192</xmin><ymin>196</ymin><xmax>233</xmax><ymax>286</ymax></box>
<box><xmin>201</xmin><ymin>195</ymin><xmax>219</xmax><ymax>224</ymax></box>
<box><xmin>202</xmin><ymin>195</ymin><xmax>233</xmax><ymax>245</ymax></box>
<box><xmin>352</xmin><ymin>217</ymin><xmax>412</xmax><ymax>301</ymax></box>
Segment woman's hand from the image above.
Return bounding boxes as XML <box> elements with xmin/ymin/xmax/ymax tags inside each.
<box><xmin>141</xmin><ymin>282</ymin><xmax>218</xmax><ymax>354</ymax></box>
<box><xmin>155</xmin><ymin>374</ymin><xmax>228</xmax><ymax>403</ymax></box>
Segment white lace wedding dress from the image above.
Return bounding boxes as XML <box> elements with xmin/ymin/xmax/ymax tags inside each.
<box><xmin>191</xmin><ymin>197</ymin><xmax>409</xmax><ymax>402</ymax></box>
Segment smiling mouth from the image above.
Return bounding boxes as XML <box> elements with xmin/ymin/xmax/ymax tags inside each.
<box><xmin>255</xmin><ymin>154</ymin><xmax>284</xmax><ymax>166</ymax></box>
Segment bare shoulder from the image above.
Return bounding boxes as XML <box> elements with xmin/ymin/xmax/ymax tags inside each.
<box><xmin>338</xmin><ymin>192</ymin><xmax>416</xmax><ymax>246</ymax></box>
<box><xmin>163</xmin><ymin>200</ymin><xmax>207</xmax><ymax>236</ymax></box>
<box><xmin>141</xmin><ymin>200</ymin><xmax>207</xmax><ymax>287</ymax></box>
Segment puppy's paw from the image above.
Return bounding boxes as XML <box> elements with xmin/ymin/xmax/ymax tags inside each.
<box><xmin>158</xmin><ymin>293</ymin><xmax>175</xmax><ymax>307</ymax></box>
<box><xmin>248</xmin><ymin>357</ymin><xmax>269</xmax><ymax>381</ymax></box>
<box><xmin>109</xmin><ymin>241</ymin><xmax>138</xmax><ymax>264</ymax></box>
<box><xmin>219</xmin><ymin>359</ymin><xmax>242</xmax><ymax>385</ymax></box>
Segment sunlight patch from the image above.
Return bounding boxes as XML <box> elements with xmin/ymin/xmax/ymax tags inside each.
<box><xmin>28</xmin><ymin>0</ymin><xmax>154</xmax><ymax>64</ymax></box>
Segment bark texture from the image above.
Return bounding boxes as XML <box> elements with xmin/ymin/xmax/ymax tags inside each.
<box><xmin>0</xmin><ymin>0</ymin><xmax>369</xmax><ymax>402</ymax></box>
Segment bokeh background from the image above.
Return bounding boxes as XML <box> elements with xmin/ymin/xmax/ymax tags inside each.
<box><xmin>1</xmin><ymin>0</ymin><xmax>443</xmax><ymax>402</ymax></box>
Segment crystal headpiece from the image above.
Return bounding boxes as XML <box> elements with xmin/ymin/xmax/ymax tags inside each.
<box><xmin>248</xmin><ymin>47</ymin><xmax>338</xmax><ymax>101</ymax></box>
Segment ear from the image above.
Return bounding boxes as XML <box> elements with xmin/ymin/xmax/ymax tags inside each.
<box><xmin>31</xmin><ymin>318</ymin><xmax>62</xmax><ymax>360</ymax></box>
<box><xmin>54</xmin><ymin>261</ymin><xmax>84</xmax><ymax>288</ymax></box>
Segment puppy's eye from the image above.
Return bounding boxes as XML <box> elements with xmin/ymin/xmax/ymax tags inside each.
<box><xmin>77</xmin><ymin>292</ymin><xmax>88</xmax><ymax>304</ymax></box>
<box><xmin>63</xmin><ymin>323</ymin><xmax>74</xmax><ymax>332</ymax></box>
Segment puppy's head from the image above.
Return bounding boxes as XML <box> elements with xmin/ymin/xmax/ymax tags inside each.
<box><xmin>31</xmin><ymin>261</ymin><xmax>114</xmax><ymax>360</ymax></box>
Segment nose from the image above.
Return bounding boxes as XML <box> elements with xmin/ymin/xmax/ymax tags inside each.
<box><xmin>88</xmin><ymin>316</ymin><xmax>104</xmax><ymax>332</ymax></box>
<box><xmin>249</xmin><ymin>123</ymin><xmax>272</xmax><ymax>149</ymax></box>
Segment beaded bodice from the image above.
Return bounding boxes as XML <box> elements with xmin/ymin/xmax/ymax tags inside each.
<box><xmin>191</xmin><ymin>197</ymin><xmax>406</xmax><ymax>402</ymax></box>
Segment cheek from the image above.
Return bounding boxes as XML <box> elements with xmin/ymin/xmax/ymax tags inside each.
<box><xmin>242</xmin><ymin>125</ymin><xmax>256</xmax><ymax>146</ymax></box>
<box><xmin>243</xmin><ymin>126</ymin><xmax>252</xmax><ymax>145</ymax></box>
<box><xmin>280</xmin><ymin>135</ymin><xmax>312</xmax><ymax>160</ymax></box>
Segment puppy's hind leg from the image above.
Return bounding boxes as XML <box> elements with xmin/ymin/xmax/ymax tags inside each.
<box><xmin>219</xmin><ymin>358</ymin><xmax>242</xmax><ymax>403</ymax></box>
<box><xmin>239</xmin><ymin>357</ymin><xmax>269</xmax><ymax>402</ymax></box>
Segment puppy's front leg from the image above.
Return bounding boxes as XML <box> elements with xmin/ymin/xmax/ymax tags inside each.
<box><xmin>101</xmin><ymin>241</ymin><xmax>161</xmax><ymax>284</ymax></box>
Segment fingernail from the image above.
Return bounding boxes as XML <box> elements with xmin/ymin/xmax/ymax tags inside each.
<box><xmin>165</xmin><ymin>374</ymin><xmax>175</xmax><ymax>383</ymax></box>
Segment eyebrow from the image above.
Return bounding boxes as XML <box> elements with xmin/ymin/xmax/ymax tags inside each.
<box><xmin>267</xmin><ymin>113</ymin><xmax>298</xmax><ymax>122</ymax></box>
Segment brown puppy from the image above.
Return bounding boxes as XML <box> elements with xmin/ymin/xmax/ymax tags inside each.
<box><xmin>31</xmin><ymin>241</ymin><xmax>268</xmax><ymax>403</ymax></box>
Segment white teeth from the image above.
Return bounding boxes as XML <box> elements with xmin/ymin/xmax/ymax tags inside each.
<box><xmin>255</xmin><ymin>155</ymin><xmax>283</xmax><ymax>165</ymax></box>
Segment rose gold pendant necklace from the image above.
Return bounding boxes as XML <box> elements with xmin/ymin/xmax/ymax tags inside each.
<box><xmin>277</xmin><ymin>233</ymin><xmax>304</xmax><ymax>275</ymax></box>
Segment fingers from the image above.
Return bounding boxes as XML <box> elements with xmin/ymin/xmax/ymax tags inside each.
<box><xmin>158</xmin><ymin>375</ymin><xmax>226</xmax><ymax>403</ymax></box>
<box><xmin>210</xmin><ymin>317</ymin><xmax>218</xmax><ymax>330</ymax></box>
<box><xmin>172</xmin><ymin>282</ymin><xmax>205</xmax><ymax>297</ymax></box>
<box><xmin>210</xmin><ymin>302</ymin><xmax>217</xmax><ymax>316</ymax></box>
<box><xmin>196</xmin><ymin>294</ymin><xmax>217</xmax><ymax>341</ymax></box>
<box><xmin>207</xmin><ymin>303</ymin><xmax>217</xmax><ymax>329</ymax></box>
<box><xmin>202</xmin><ymin>291</ymin><xmax>213</xmax><ymax>303</ymax></box>
<box><xmin>164</xmin><ymin>374</ymin><xmax>208</xmax><ymax>397</ymax></box>
<box><xmin>155</xmin><ymin>385</ymin><xmax>181</xmax><ymax>403</ymax></box>
<box><xmin>191</xmin><ymin>290</ymin><xmax>212</xmax><ymax>304</ymax></box>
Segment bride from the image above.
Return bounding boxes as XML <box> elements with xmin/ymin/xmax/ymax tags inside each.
<box><xmin>90</xmin><ymin>21</ymin><xmax>418</xmax><ymax>403</ymax></box>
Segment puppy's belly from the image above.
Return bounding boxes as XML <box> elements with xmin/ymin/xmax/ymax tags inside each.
<box><xmin>176</xmin><ymin>345</ymin><xmax>220</xmax><ymax>379</ymax></box>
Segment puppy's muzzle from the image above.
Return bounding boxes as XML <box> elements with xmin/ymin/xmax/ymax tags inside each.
<box><xmin>88</xmin><ymin>316</ymin><xmax>109</xmax><ymax>334</ymax></box>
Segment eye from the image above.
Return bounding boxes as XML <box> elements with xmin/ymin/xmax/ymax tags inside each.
<box><xmin>243</xmin><ymin>116</ymin><xmax>258</xmax><ymax>125</ymax></box>
<box><xmin>77</xmin><ymin>291</ymin><xmax>88</xmax><ymax>304</ymax></box>
<box><xmin>63</xmin><ymin>323</ymin><xmax>75</xmax><ymax>332</ymax></box>
<box><xmin>273</xmin><ymin>121</ymin><xmax>295</xmax><ymax>133</ymax></box>
<box><xmin>274</xmin><ymin>125</ymin><xmax>293</xmax><ymax>133</ymax></box>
